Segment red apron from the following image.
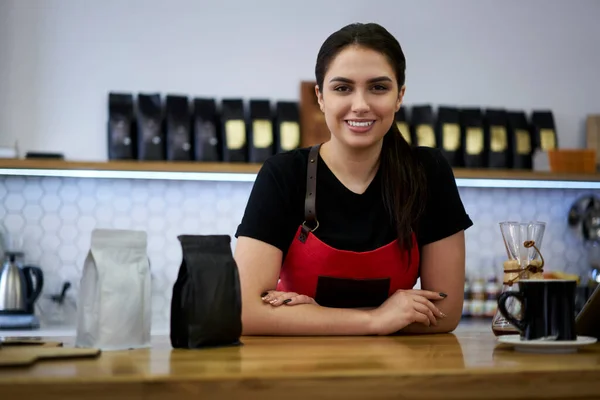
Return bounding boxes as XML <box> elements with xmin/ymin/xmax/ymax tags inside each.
<box><xmin>276</xmin><ymin>144</ymin><xmax>420</xmax><ymax>308</ymax></box>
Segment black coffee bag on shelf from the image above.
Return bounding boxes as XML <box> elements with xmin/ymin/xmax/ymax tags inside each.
<box><xmin>165</xmin><ymin>95</ymin><xmax>192</xmax><ymax>161</ymax></box>
<box><xmin>460</xmin><ymin>108</ymin><xmax>486</xmax><ymax>168</ymax></box>
<box><xmin>136</xmin><ymin>93</ymin><xmax>165</xmax><ymax>160</ymax></box>
<box><xmin>274</xmin><ymin>101</ymin><xmax>301</xmax><ymax>153</ymax></box>
<box><xmin>221</xmin><ymin>99</ymin><xmax>247</xmax><ymax>162</ymax></box>
<box><xmin>248</xmin><ymin>99</ymin><xmax>274</xmax><ymax>163</ymax></box>
<box><xmin>485</xmin><ymin>109</ymin><xmax>511</xmax><ymax>169</ymax></box>
<box><xmin>436</xmin><ymin>106</ymin><xmax>463</xmax><ymax>167</ymax></box>
<box><xmin>531</xmin><ymin>110</ymin><xmax>558</xmax><ymax>151</ymax></box>
<box><xmin>410</xmin><ymin>105</ymin><xmax>436</xmax><ymax>148</ymax></box>
<box><xmin>170</xmin><ymin>235</ymin><xmax>242</xmax><ymax>349</ymax></box>
<box><xmin>192</xmin><ymin>98</ymin><xmax>221</xmax><ymax>162</ymax></box>
<box><xmin>395</xmin><ymin>107</ymin><xmax>413</xmax><ymax>145</ymax></box>
<box><xmin>107</xmin><ymin>93</ymin><xmax>136</xmax><ymax>160</ymax></box>
<box><xmin>507</xmin><ymin>111</ymin><xmax>533</xmax><ymax>169</ymax></box>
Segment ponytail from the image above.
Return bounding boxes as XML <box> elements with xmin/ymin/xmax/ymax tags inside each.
<box><xmin>380</xmin><ymin>122</ymin><xmax>427</xmax><ymax>254</ymax></box>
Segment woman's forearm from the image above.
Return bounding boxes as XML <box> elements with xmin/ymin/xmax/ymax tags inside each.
<box><xmin>242</xmin><ymin>301</ymin><xmax>376</xmax><ymax>336</ymax></box>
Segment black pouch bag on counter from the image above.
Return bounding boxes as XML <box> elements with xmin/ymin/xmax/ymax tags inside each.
<box><xmin>193</xmin><ymin>98</ymin><xmax>221</xmax><ymax>162</ymax></box>
<box><xmin>248</xmin><ymin>99</ymin><xmax>274</xmax><ymax>163</ymax></box>
<box><xmin>165</xmin><ymin>95</ymin><xmax>192</xmax><ymax>161</ymax></box>
<box><xmin>436</xmin><ymin>106</ymin><xmax>463</xmax><ymax>166</ymax></box>
<box><xmin>410</xmin><ymin>105</ymin><xmax>436</xmax><ymax>148</ymax></box>
<box><xmin>274</xmin><ymin>101</ymin><xmax>301</xmax><ymax>153</ymax></box>
<box><xmin>170</xmin><ymin>235</ymin><xmax>242</xmax><ymax>349</ymax></box>
<box><xmin>221</xmin><ymin>99</ymin><xmax>248</xmax><ymax>162</ymax></box>
<box><xmin>395</xmin><ymin>107</ymin><xmax>413</xmax><ymax>145</ymax></box>
<box><xmin>460</xmin><ymin>108</ymin><xmax>486</xmax><ymax>168</ymax></box>
<box><xmin>137</xmin><ymin>93</ymin><xmax>166</xmax><ymax>160</ymax></box>
<box><xmin>107</xmin><ymin>93</ymin><xmax>137</xmax><ymax>160</ymax></box>
<box><xmin>531</xmin><ymin>110</ymin><xmax>558</xmax><ymax>151</ymax></box>
<box><xmin>507</xmin><ymin>111</ymin><xmax>533</xmax><ymax>169</ymax></box>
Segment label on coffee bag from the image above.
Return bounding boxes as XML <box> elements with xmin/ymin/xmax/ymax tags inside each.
<box><xmin>466</xmin><ymin>127</ymin><xmax>484</xmax><ymax>155</ymax></box>
<box><xmin>490</xmin><ymin>126</ymin><xmax>508</xmax><ymax>152</ymax></box>
<box><xmin>442</xmin><ymin>123</ymin><xmax>461</xmax><ymax>151</ymax></box>
<box><xmin>417</xmin><ymin>124</ymin><xmax>435</xmax><ymax>147</ymax></box>
<box><xmin>252</xmin><ymin>120</ymin><xmax>273</xmax><ymax>148</ymax></box>
<box><xmin>225</xmin><ymin>120</ymin><xmax>246</xmax><ymax>150</ymax></box>
<box><xmin>280</xmin><ymin>121</ymin><xmax>300</xmax><ymax>150</ymax></box>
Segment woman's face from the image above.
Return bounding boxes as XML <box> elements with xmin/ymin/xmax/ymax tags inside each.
<box><xmin>316</xmin><ymin>45</ymin><xmax>405</xmax><ymax>150</ymax></box>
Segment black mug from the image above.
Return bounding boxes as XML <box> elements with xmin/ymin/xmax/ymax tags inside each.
<box><xmin>497</xmin><ymin>279</ymin><xmax>577</xmax><ymax>341</ymax></box>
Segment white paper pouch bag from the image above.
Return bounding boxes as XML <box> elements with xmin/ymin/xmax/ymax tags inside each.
<box><xmin>76</xmin><ymin>229</ymin><xmax>151</xmax><ymax>350</ymax></box>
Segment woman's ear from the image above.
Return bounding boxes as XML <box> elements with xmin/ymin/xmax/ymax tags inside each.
<box><xmin>396</xmin><ymin>85</ymin><xmax>406</xmax><ymax>112</ymax></box>
<box><xmin>315</xmin><ymin>84</ymin><xmax>324</xmax><ymax>112</ymax></box>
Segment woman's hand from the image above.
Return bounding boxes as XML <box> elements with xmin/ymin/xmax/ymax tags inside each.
<box><xmin>368</xmin><ymin>289</ymin><xmax>447</xmax><ymax>335</ymax></box>
<box><xmin>261</xmin><ymin>290</ymin><xmax>318</xmax><ymax>306</ymax></box>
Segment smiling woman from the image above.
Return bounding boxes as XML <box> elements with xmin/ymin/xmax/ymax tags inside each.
<box><xmin>234</xmin><ymin>23</ymin><xmax>473</xmax><ymax>336</ymax></box>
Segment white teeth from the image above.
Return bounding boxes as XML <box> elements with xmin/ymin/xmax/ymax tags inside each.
<box><xmin>347</xmin><ymin>120</ymin><xmax>373</xmax><ymax>127</ymax></box>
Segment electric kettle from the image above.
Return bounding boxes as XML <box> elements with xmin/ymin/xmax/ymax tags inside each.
<box><xmin>0</xmin><ymin>251</ymin><xmax>44</xmax><ymax>313</ymax></box>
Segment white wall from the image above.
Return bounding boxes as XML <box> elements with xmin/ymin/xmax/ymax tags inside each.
<box><xmin>1</xmin><ymin>0</ymin><xmax>599</xmax><ymax>160</ymax></box>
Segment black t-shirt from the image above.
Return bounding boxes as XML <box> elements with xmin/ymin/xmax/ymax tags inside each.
<box><xmin>235</xmin><ymin>146</ymin><xmax>473</xmax><ymax>260</ymax></box>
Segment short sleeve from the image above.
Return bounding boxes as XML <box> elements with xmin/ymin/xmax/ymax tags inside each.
<box><xmin>235</xmin><ymin>156</ymin><xmax>302</xmax><ymax>253</ymax></box>
<box><xmin>416</xmin><ymin>148</ymin><xmax>473</xmax><ymax>246</ymax></box>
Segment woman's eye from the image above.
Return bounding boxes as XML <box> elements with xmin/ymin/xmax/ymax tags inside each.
<box><xmin>334</xmin><ymin>86</ymin><xmax>350</xmax><ymax>92</ymax></box>
<box><xmin>372</xmin><ymin>85</ymin><xmax>388</xmax><ymax>92</ymax></box>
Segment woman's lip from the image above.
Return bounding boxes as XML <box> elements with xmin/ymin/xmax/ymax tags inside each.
<box><xmin>345</xmin><ymin>120</ymin><xmax>375</xmax><ymax>133</ymax></box>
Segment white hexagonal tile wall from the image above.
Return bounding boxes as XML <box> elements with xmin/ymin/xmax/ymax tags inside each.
<box><xmin>5</xmin><ymin>193</ymin><xmax>25</xmax><ymax>212</ymax></box>
<box><xmin>58</xmin><ymin>182</ymin><xmax>80</xmax><ymax>203</ymax></box>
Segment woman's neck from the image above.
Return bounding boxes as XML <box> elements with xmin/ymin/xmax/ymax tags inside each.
<box><xmin>320</xmin><ymin>139</ymin><xmax>382</xmax><ymax>194</ymax></box>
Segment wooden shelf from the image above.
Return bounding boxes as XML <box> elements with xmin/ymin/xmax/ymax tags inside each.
<box><xmin>0</xmin><ymin>158</ymin><xmax>598</xmax><ymax>189</ymax></box>
<box><xmin>0</xmin><ymin>158</ymin><xmax>263</xmax><ymax>173</ymax></box>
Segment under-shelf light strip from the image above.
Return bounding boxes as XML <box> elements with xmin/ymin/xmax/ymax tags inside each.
<box><xmin>1</xmin><ymin>168</ymin><xmax>600</xmax><ymax>190</ymax></box>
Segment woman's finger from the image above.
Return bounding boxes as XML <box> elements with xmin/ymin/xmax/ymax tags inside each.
<box><xmin>267</xmin><ymin>292</ymin><xmax>299</xmax><ymax>306</ymax></box>
<box><xmin>261</xmin><ymin>290</ymin><xmax>282</xmax><ymax>302</ymax></box>
<box><xmin>412</xmin><ymin>295</ymin><xmax>446</xmax><ymax>319</ymax></box>
<box><xmin>284</xmin><ymin>294</ymin><xmax>317</xmax><ymax>306</ymax></box>
<box><xmin>400</xmin><ymin>289</ymin><xmax>447</xmax><ymax>301</ymax></box>
<box><xmin>413</xmin><ymin>301</ymin><xmax>437</xmax><ymax>326</ymax></box>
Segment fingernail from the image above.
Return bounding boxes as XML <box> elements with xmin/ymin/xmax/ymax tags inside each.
<box><xmin>440</xmin><ymin>312</ymin><xmax>447</xmax><ymax>318</ymax></box>
<box><xmin>260</xmin><ymin>292</ymin><xmax>268</xmax><ymax>298</ymax></box>
<box><xmin>439</xmin><ymin>292</ymin><xmax>448</xmax><ymax>298</ymax></box>
<box><xmin>282</xmin><ymin>299</ymin><xmax>291</xmax><ymax>304</ymax></box>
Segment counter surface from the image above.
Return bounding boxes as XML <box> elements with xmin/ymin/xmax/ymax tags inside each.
<box><xmin>0</xmin><ymin>321</ymin><xmax>598</xmax><ymax>400</ymax></box>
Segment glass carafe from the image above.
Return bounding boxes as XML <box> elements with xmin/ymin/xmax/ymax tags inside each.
<box><xmin>492</xmin><ymin>221</ymin><xmax>546</xmax><ymax>336</ymax></box>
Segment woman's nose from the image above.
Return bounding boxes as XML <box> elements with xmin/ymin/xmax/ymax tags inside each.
<box><xmin>351</xmin><ymin>92</ymin><xmax>370</xmax><ymax>113</ymax></box>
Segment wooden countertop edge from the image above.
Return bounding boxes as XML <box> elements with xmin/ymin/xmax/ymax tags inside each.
<box><xmin>1</xmin><ymin>370</ymin><xmax>599</xmax><ymax>400</ymax></box>
<box><xmin>0</xmin><ymin>158</ymin><xmax>598</xmax><ymax>181</ymax></box>
<box><xmin>2</xmin><ymin>362</ymin><xmax>600</xmax><ymax>385</ymax></box>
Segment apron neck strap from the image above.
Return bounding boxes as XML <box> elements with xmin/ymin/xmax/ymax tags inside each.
<box><xmin>299</xmin><ymin>144</ymin><xmax>321</xmax><ymax>242</ymax></box>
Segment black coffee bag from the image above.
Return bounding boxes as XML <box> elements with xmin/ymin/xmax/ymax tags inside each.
<box><xmin>165</xmin><ymin>95</ymin><xmax>192</xmax><ymax>161</ymax></box>
<box><xmin>193</xmin><ymin>98</ymin><xmax>221</xmax><ymax>162</ymax></box>
<box><xmin>460</xmin><ymin>108</ymin><xmax>486</xmax><ymax>168</ymax></box>
<box><xmin>137</xmin><ymin>93</ymin><xmax>165</xmax><ymax>160</ymax></box>
<box><xmin>531</xmin><ymin>110</ymin><xmax>558</xmax><ymax>151</ymax></box>
<box><xmin>485</xmin><ymin>109</ymin><xmax>511</xmax><ymax>169</ymax></box>
<box><xmin>249</xmin><ymin>99</ymin><xmax>274</xmax><ymax>163</ymax></box>
<box><xmin>410</xmin><ymin>105</ymin><xmax>436</xmax><ymax>148</ymax></box>
<box><xmin>221</xmin><ymin>99</ymin><xmax>247</xmax><ymax>162</ymax></box>
<box><xmin>436</xmin><ymin>106</ymin><xmax>463</xmax><ymax>167</ymax></box>
<box><xmin>170</xmin><ymin>235</ymin><xmax>242</xmax><ymax>349</ymax></box>
<box><xmin>507</xmin><ymin>111</ymin><xmax>533</xmax><ymax>169</ymax></box>
<box><xmin>274</xmin><ymin>101</ymin><xmax>301</xmax><ymax>153</ymax></box>
<box><xmin>107</xmin><ymin>93</ymin><xmax>136</xmax><ymax>160</ymax></box>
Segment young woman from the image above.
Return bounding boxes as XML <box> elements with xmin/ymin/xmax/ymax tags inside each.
<box><xmin>234</xmin><ymin>22</ymin><xmax>473</xmax><ymax>336</ymax></box>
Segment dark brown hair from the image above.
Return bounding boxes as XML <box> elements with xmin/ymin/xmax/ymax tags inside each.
<box><xmin>315</xmin><ymin>22</ymin><xmax>427</xmax><ymax>252</ymax></box>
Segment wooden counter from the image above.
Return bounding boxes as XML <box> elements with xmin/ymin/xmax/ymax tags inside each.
<box><xmin>0</xmin><ymin>322</ymin><xmax>599</xmax><ymax>400</ymax></box>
